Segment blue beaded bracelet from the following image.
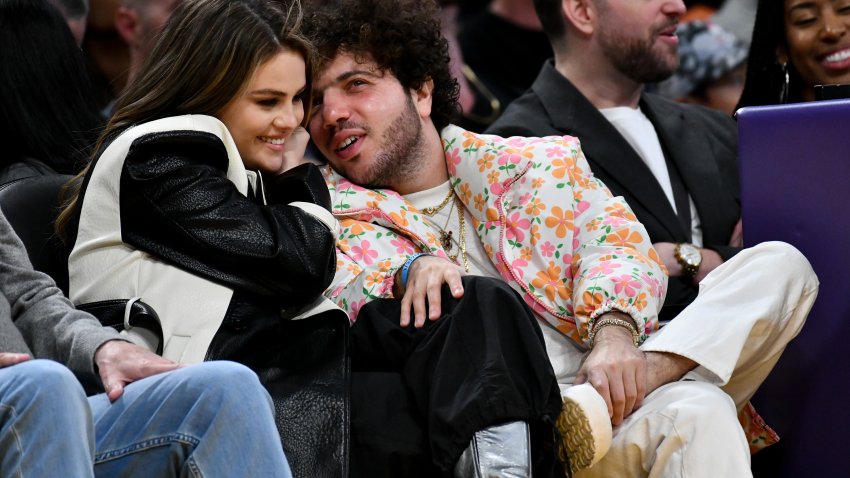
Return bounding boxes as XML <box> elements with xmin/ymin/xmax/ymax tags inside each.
<box><xmin>401</xmin><ymin>253</ymin><xmax>431</xmax><ymax>288</ymax></box>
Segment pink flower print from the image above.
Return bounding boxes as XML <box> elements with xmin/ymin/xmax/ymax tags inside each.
<box><xmin>588</xmin><ymin>261</ymin><xmax>621</xmax><ymax>278</ymax></box>
<box><xmin>575</xmin><ymin>201</ymin><xmax>590</xmax><ymax>216</ymax></box>
<box><xmin>505</xmin><ymin>212</ymin><xmax>531</xmax><ymax>242</ymax></box>
<box><xmin>540</xmin><ymin>241</ymin><xmax>555</xmax><ymax>258</ymax></box>
<box><xmin>642</xmin><ymin>272</ymin><xmax>665</xmax><ymax>298</ymax></box>
<box><xmin>510</xmin><ymin>257</ymin><xmax>529</xmax><ymax>278</ymax></box>
<box><xmin>519</xmin><ymin>192</ymin><xmax>532</xmax><ymax>206</ymax></box>
<box><xmin>498</xmin><ymin>152</ymin><xmax>523</xmax><ymax>166</ymax></box>
<box><xmin>506</xmin><ymin>137</ymin><xmax>528</xmax><ymax>148</ymax></box>
<box><xmin>350</xmin><ymin>240</ymin><xmax>378</xmax><ymax>265</ymax></box>
<box><xmin>446</xmin><ymin>147</ymin><xmax>462</xmax><ymax>176</ymax></box>
<box><xmin>612</xmin><ymin>275</ymin><xmax>641</xmax><ymax>297</ymax></box>
<box><xmin>490</xmin><ymin>182</ymin><xmax>505</xmax><ymax>196</ymax></box>
<box><xmin>603</xmin><ymin>215</ymin><xmax>628</xmax><ymax>228</ymax></box>
<box><xmin>350</xmin><ymin>298</ymin><xmax>367</xmax><ymax>321</ymax></box>
<box><xmin>545</xmin><ymin>145</ymin><xmax>567</xmax><ymax>158</ymax></box>
<box><xmin>391</xmin><ymin>237</ymin><xmax>415</xmax><ymax>255</ymax></box>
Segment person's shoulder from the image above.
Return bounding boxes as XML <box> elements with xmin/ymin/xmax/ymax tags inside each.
<box><xmin>487</xmin><ymin>90</ymin><xmax>552</xmax><ymax>137</ymax></box>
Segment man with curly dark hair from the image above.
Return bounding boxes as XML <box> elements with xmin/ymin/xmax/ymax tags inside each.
<box><xmin>306</xmin><ymin>0</ymin><xmax>816</xmax><ymax>477</ymax></box>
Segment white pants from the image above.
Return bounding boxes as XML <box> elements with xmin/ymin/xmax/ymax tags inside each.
<box><xmin>543</xmin><ymin>242</ymin><xmax>819</xmax><ymax>477</ymax></box>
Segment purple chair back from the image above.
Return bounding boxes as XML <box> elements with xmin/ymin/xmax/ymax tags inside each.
<box><xmin>737</xmin><ymin>99</ymin><xmax>850</xmax><ymax>476</ymax></box>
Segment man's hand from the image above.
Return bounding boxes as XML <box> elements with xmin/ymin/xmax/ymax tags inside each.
<box><xmin>575</xmin><ymin>314</ymin><xmax>646</xmax><ymax>426</ymax></box>
<box><xmin>94</xmin><ymin>340</ymin><xmax>182</xmax><ymax>402</ymax></box>
<box><xmin>653</xmin><ymin>242</ymin><xmax>723</xmax><ymax>284</ymax></box>
<box><xmin>278</xmin><ymin>126</ymin><xmax>310</xmax><ymax>174</ymax></box>
<box><xmin>397</xmin><ymin>256</ymin><xmax>465</xmax><ymax>328</ymax></box>
<box><xmin>0</xmin><ymin>352</ymin><xmax>31</xmax><ymax>368</ymax></box>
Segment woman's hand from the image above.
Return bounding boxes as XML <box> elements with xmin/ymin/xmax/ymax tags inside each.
<box><xmin>397</xmin><ymin>256</ymin><xmax>465</xmax><ymax>328</ymax></box>
<box><xmin>278</xmin><ymin>126</ymin><xmax>311</xmax><ymax>174</ymax></box>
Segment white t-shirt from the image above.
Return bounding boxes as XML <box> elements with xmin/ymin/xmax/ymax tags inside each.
<box><xmin>405</xmin><ymin>181</ymin><xmax>585</xmax><ymax>382</ymax></box>
<box><xmin>599</xmin><ymin>106</ymin><xmax>703</xmax><ymax>246</ymax></box>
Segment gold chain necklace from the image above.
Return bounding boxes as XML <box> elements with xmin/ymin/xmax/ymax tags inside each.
<box><xmin>420</xmin><ymin>188</ymin><xmax>455</xmax><ymax>216</ymax></box>
<box><xmin>419</xmin><ymin>188</ymin><xmax>469</xmax><ymax>272</ymax></box>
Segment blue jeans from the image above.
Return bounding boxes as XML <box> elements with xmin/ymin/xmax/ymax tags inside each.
<box><xmin>1</xmin><ymin>359</ymin><xmax>292</xmax><ymax>477</ymax></box>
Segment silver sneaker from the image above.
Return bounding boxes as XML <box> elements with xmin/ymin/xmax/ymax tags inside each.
<box><xmin>454</xmin><ymin>421</ymin><xmax>531</xmax><ymax>477</ymax></box>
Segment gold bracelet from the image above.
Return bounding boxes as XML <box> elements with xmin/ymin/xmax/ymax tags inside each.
<box><xmin>588</xmin><ymin>317</ymin><xmax>640</xmax><ymax>348</ymax></box>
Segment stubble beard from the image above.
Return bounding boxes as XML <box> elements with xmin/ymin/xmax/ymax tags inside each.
<box><xmin>598</xmin><ymin>20</ymin><xmax>680</xmax><ymax>84</ymax></box>
<box><xmin>356</xmin><ymin>94</ymin><xmax>425</xmax><ymax>190</ymax></box>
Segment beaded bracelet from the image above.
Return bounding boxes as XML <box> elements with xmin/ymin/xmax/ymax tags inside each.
<box><xmin>588</xmin><ymin>316</ymin><xmax>640</xmax><ymax>348</ymax></box>
<box><xmin>401</xmin><ymin>253</ymin><xmax>431</xmax><ymax>288</ymax></box>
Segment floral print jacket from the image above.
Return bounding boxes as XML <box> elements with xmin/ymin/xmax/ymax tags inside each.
<box><xmin>322</xmin><ymin>125</ymin><xmax>776</xmax><ymax>453</ymax></box>
<box><xmin>324</xmin><ymin>125</ymin><xmax>667</xmax><ymax>346</ymax></box>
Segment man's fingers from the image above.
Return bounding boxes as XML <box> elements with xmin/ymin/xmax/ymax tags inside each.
<box><xmin>588</xmin><ymin>372</ymin><xmax>613</xmax><ymax>419</ymax></box>
<box><xmin>399</xmin><ymin>293</ymin><xmax>413</xmax><ymax>327</ymax></box>
<box><xmin>446</xmin><ymin>270</ymin><xmax>464</xmax><ymax>298</ymax></box>
<box><xmin>621</xmin><ymin>370</ymin><xmax>638</xmax><ymax>420</ymax></box>
<box><xmin>426</xmin><ymin>277</ymin><xmax>443</xmax><ymax>321</ymax></box>
<box><xmin>606</xmin><ymin>370</ymin><xmax>626</xmax><ymax>425</ymax></box>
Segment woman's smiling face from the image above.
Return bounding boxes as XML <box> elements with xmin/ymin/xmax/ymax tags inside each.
<box><xmin>783</xmin><ymin>0</ymin><xmax>850</xmax><ymax>101</ymax></box>
<box><xmin>218</xmin><ymin>49</ymin><xmax>307</xmax><ymax>174</ymax></box>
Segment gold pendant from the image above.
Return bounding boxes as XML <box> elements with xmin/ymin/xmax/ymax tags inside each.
<box><xmin>439</xmin><ymin>230</ymin><xmax>454</xmax><ymax>252</ymax></box>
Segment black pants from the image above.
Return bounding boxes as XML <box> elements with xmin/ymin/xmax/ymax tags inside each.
<box><xmin>350</xmin><ymin>276</ymin><xmax>562</xmax><ymax>477</ymax></box>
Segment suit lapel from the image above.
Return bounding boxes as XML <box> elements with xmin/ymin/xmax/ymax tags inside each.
<box><xmin>532</xmin><ymin>65</ymin><xmax>684</xmax><ymax>238</ymax></box>
<box><xmin>642</xmin><ymin>95</ymin><xmax>734</xmax><ymax>244</ymax></box>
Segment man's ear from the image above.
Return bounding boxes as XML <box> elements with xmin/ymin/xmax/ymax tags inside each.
<box><xmin>563</xmin><ymin>0</ymin><xmax>596</xmax><ymax>36</ymax></box>
<box><xmin>115</xmin><ymin>7</ymin><xmax>139</xmax><ymax>46</ymax></box>
<box><xmin>412</xmin><ymin>77</ymin><xmax>434</xmax><ymax>119</ymax></box>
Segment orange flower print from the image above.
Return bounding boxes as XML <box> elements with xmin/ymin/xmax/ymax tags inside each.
<box><xmin>532</xmin><ymin>177</ymin><xmax>546</xmax><ymax>189</ymax></box>
<box><xmin>462</xmin><ymin>132</ymin><xmax>485</xmax><ymax>150</ymax></box>
<box><xmin>525</xmin><ymin>197</ymin><xmax>545</xmax><ymax>216</ymax></box>
<box><xmin>531</xmin><ymin>262</ymin><xmax>569</xmax><ymax>302</ymax></box>
<box><xmin>605</xmin><ymin>202</ymin><xmax>638</xmax><ymax>221</ymax></box>
<box><xmin>575</xmin><ymin>290</ymin><xmax>604</xmax><ymax>318</ymax></box>
<box><xmin>550</xmin><ymin>157</ymin><xmax>576</xmax><ymax>179</ymax></box>
<box><xmin>530</xmin><ymin>225</ymin><xmax>541</xmax><ymax>246</ymax></box>
<box><xmin>365</xmin><ymin>271</ymin><xmax>383</xmax><ymax>287</ymax></box>
<box><xmin>544</xmin><ymin>206</ymin><xmax>575</xmax><ymax>238</ymax></box>
<box><xmin>520</xmin><ymin>247</ymin><xmax>533</xmax><ymax>261</ymax></box>
<box><xmin>349</xmin><ymin>221</ymin><xmax>375</xmax><ymax>237</ymax></box>
<box><xmin>585</xmin><ymin>218</ymin><xmax>601</xmax><ymax>233</ymax></box>
<box><xmin>486</xmin><ymin>207</ymin><xmax>500</xmax><ymax>222</ymax></box>
<box><xmin>459</xmin><ymin>183</ymin><xmax>472</xmax><ymax>203</ymax></box>
<box><xmin>474</xmin><ymin>193</ymin><xmax>486</xmax><ymax>212</ymax></box>
<box><xmin>337</xmin><ymin>239</ymin><xmax>351</xmax><ymax>253</ymax></box>
<box><xmin>376</xmin><ymin>259</ymin><xmax>392</xmax><ymax>273</ymax></box>
<box><xmin>388</xmin><ymin>210</ymin><xmax>410</xmax><ymax>228</ymax></box>
<box><xmin>477</xmin><ymin>153</ymin><xmax>495</xmax><ymax>172</ymax></box>
<box><xmin>487</xmin><ymin>170</ymin><xmax>500</xmax><ymax>185</ymax></box>
<box><xmin>606</xmin><ymin>228</ymin><xmax>645</xmax><ymax>247</ymax></box>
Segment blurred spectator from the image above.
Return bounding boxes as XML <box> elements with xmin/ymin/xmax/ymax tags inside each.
<box><xmin>115</xmin><ymin>0</ymin><xmax>180</xmax><ymax>86</ymax></box>
<box><xmin>738</xmin><ymin>0</ymin><xmax>850</xmax><ymax>108</ymax></box>
<box><xmin>713</xmin><ymin>0</ymin><xmax>758</xmax><ymax>47</ymax></box>
<box><xmin>451</xmin><ymin>0</ymin><xmax>552</xmax><ymax>131</ymax></box>
<box><xmin>649</xmin><ymin>21</ymin><xmax>748</xmax><ymax>115</ymax></box>
<box><xmin>82</xmin><ymin>0</ymin><xmax>128</xmax><ymax>113</ymax></box>
<box><xmin>0</xmin><ymin>0</ymin><xmax>102</xmax><ymax>183</ymax></box>
<box><xmin>46</xmin><ymin>0</ymin><xmax>88</xmax><ymax>44</ymax></box>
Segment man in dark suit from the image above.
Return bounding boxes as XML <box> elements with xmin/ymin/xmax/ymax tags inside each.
<box><xmin>488</xmin><ymin>0</ymin><xmax>741</xmax><ymax>322</ymax></box>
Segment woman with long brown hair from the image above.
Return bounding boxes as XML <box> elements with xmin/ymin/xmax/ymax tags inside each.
<box><xmin>59</xmin><ymin>0</ymin><xmax>347</xmax><ymax>475</ymax></box>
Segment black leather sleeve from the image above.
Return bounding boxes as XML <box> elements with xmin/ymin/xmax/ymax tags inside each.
<box><xmin>118</xmin><ymin>131</ymin><xmax>336</xmax><ymax>307</ymax></box>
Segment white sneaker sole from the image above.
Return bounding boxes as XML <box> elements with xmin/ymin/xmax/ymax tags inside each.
<box><xmin>555</xmin><ymin>383</ymin><xmax>613</xmax><ymax>475</ymax></box>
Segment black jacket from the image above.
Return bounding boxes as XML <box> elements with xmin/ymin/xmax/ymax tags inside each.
<box><xmin>489</xmin><ymin>61</ymin><xmax>741</xmax><ymax>321</ymax></box>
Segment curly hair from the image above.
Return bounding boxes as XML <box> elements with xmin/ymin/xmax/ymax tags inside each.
<box><xmin>305</xmin><ymin>0</ymin><xmax>460</xmax><ymax>130</ymax></box>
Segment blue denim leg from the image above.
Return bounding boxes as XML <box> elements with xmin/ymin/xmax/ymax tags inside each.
<box><xmin>90</xmin><ymin>360</ymin><xmax>292</xmax><ymax>478</ymax></box>
<box><xmin>0</xmin><ymin>359</ymin><xmax>94</xmax><ymax>477</ymax></box>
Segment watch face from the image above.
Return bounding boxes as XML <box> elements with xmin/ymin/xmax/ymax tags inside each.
<box><xmin>679</xmin><ymin>244</ymin><xmax>701</xmax><ymax>265</ymax></box>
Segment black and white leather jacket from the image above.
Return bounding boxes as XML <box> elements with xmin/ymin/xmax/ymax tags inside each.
<box><xmin>68</xmin><ymin>115</ymin><xmax>342</xmax><ymax>363</ymax></box>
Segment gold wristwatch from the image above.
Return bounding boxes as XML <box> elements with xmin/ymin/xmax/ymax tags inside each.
<box><xmin>674</xmin><ymin>242</ymin><xmax>702</xmax><ymax>277</ymax></box>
